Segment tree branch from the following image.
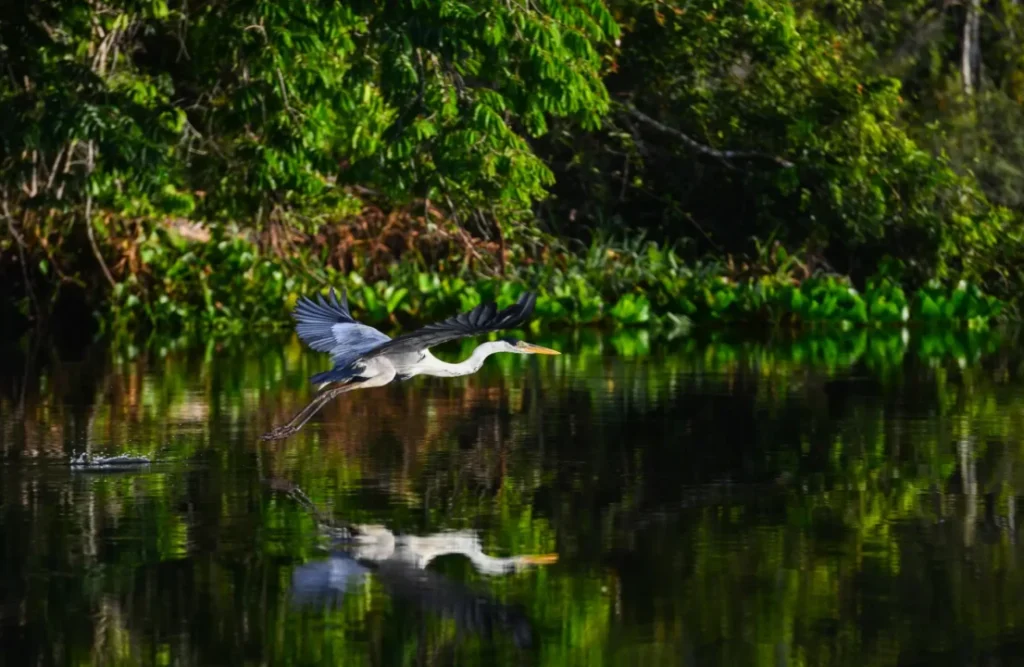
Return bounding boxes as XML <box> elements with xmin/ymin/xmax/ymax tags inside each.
<box><xmin>2</xmin><ymin>193</ymin><xmax>40</xmax><ymax>322</ymax></box>
<box><xmin>83</xmin><ymin>142</ymin><xmax>115</xmax><ymax>288</ymax></box>
<box><xmin>624</xmin><ymin>105</ymin><xmax>794</xmax><ymax>169</ymax></box>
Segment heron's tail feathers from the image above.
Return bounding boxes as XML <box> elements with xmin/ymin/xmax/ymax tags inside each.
<box><xmin>311</xmin><ymin>369</ymin><xmax>339</xmax><ymax>385</ymax></box>
<box><xmin>310</xmin><ymin>367</ymin><xmax>362</xmax><ymax>386</ymax></box>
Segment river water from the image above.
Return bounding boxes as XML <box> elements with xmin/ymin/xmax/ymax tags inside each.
<box><xmin>1</xmin><ymin>329</ymin><xmax>1023</xmax><ymax>666</ymax></box>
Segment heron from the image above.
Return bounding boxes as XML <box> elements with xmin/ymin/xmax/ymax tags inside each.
<box><xmin>261</xmin><ymin>288</ymin><xmax>559</xmax><ymax>440</ymax></box>
<box><xmin>290</xmin><ymin>546</ymin><xmax>543</xmax><ymax>649</ymax></box>
<box><xmin>275</xmin><ymin>477</ymin><xmax>553</xmax><ymax>648</ymax></box>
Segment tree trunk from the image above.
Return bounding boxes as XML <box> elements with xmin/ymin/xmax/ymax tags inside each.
<box><xmin>962</xmin><ymin>0</ymin><xmax>982</xmax><ymax>94</ymax></box>
<box><xmin>959</xmin><ymin>436</ymin><xmax>977</xmax><ymax>546</ymax></box>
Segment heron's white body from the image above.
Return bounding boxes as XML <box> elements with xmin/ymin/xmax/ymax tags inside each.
<box><xmin>333</xmin><ymin>341</ymin><xmax>516</xmax><ymax>385</ymax></box>
<box><xmin>315</xmin><ymin>341</ymin><xmax>516</xmax><ymax>391</ymax></box>
<box><xmin>350</xmin><ymin>525</ymin><xmax>545</xmax><ymax>575</ymax></box>
<box><xmin>391</xmin><ymin>341</ymin><xmax>513</xmax><ymax>378</ymax></box>
<box><xmin>265</xmin><ymin>290</ymin><xmax>554</xmax><ymax>441</ymax></box>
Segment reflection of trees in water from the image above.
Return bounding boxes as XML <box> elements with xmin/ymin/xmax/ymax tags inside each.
<box><xmin>277</xmin><ymin>478</ymin><xmax>552</xmax><ymax>650</ymax></box>
<box><xmin>4</xmin><ymin>333</ymin><xmax>1024</xmax><ymax>664</ymax></box>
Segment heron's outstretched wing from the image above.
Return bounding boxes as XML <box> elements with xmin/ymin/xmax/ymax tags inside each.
<box><xmin>293</xmin><ymin>288</ymin><xmax>391</xmax><ymax>368</ymax></box>
<box><xmin>365</xmin><ymin>291</ymin><xmax>537</xmax><ymax>358</ymax></box>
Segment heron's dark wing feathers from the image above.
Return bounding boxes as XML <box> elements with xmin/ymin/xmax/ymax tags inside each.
<box><xmin>367</xmin><ymin>292</ymin><xmax>537</xmax><ymax>357</ymax></box>
<box><xmin>293</xmin><ymin>287</ymin><xmax>391</xmax><ymax>370</ymax></box>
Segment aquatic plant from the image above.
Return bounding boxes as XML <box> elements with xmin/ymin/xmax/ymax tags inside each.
<box><xmin>99</xmin><ymin>228</ymin><xmax>1006</xmax><ymax>340</ymax></box>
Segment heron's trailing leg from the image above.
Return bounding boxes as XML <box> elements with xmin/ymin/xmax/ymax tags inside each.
<box><xmin>267</xmin><ymin>289</ymin><xmax>551</xmax><ymax>442</ymax></box>
<box><xmin>261</xmin><ymin>382</ymin><xmax>359</xmax><ymax>440</ymax></box>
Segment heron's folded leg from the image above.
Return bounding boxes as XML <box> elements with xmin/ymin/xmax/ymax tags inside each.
<box><xmin>261</xmin><ymin>383</ymin><xmax>359</xmax><ymax>440</ymax></box>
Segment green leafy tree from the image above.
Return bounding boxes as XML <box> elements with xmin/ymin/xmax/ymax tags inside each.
<box><xmin>539</xmin><ymin>0</ymin><xmax>1022</xmax><ymax>291</ymax></box>
<box><xmin>1</xmin><ymin>0</ymin><xmax>617</xmax><ymax>325</ymax></box>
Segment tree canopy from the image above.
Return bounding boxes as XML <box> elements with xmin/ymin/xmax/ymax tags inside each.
<box><xmin>2</xmin><ymin>0</ymin><xmax>1023</xmax><ymax>333</ymax></box>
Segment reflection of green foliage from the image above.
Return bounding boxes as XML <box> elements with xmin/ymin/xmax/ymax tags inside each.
<box><xmin>4</xmin><ymin>331</ymin><xmax>1024</xmax><ymax>665</ymax></box>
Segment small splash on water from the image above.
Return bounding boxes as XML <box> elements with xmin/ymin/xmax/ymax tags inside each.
<box><xmin>68</xmin><ymin>451</ymin><xmax>152</xmax><ymax>469</ymax></box>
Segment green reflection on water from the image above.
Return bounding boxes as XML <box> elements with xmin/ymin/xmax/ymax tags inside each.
<box><xmin>1</xmin><ymin>328</ymin><xmax>1024</xmax><ymax>665</ymax></box>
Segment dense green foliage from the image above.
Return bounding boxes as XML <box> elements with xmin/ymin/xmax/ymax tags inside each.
<box><xmin>543</xmin><ymin>0</ymin><xmax>1024</xmax><ymax>289</ymax></box>
<box><xmin>106</xmin><ymin>231</ymin><xmax>1002</xmax><ymax>338</ymax></box>
<box><xmin>2</xmin><ymin>0</ymin><xmax>1023</xmax><ymax>334</ymax></box>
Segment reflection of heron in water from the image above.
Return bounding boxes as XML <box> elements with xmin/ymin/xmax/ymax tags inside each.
<box><xmin>274</xmin><ymin>480</ymin><xmax>556</xmax><ymax>649</ymax></box>
<box><xmin>262</xmin><ymin>289</ymin><xmax>558</xmax><ymax>440</ymax></box>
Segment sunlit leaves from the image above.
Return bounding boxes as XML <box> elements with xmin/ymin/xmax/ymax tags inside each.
<box><xmin>540</xmin><ymin>0</ymin><xmax>1023</xmax><ymax>300</ymax></box>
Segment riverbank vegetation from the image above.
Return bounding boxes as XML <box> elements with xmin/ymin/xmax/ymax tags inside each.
<box><xmin>3</xmin><ymin>0</ymin><xmax>1023</xmax><ymax>337</ymax></box>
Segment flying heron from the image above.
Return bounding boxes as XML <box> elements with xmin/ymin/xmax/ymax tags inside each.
<box><xmin>262</xmin><ymin>288</ymin><xmax>559</xmax><ymax>440</ymax></box>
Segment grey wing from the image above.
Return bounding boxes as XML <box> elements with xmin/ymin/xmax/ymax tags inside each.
<box><xmin>365</xmin><ymin>291</ymin><xmax>537</xmax><ymax>358</ymax></box>
<box><xmin>293</xmin><ymin>287</ymin><xmax>391</xmax><ymax>369</ymax></box>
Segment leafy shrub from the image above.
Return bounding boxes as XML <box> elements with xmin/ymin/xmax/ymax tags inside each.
<box><xmin>105</xmin><ymin>229</ymin><xmax>1006</xmax><ymax>340</ymax></box>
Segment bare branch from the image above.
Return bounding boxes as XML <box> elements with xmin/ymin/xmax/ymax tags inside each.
<box><xmin>624</xmin><ymin>104</ymin><xmax>794</xmax><ymax>169</ymax></box>
<box><xmin>84</xmin><ymin>192</ymin><xmax>114</xmax><ymax>288</ymax></box>
<box><xmin>443</xmin><ymin>193</ymin><xmax>489</xmax><ymax>274</ymax></box>
<box><xmin>30</xmin><ymin>150</ymin><xmax>39</xmax><ymax>197</ymax></box>
<box><xmin>276</xmin><ymin>67</ymin><xmax>302</xmax><ymax>124</ymax></box>
<box><xmin>83</xmin><ymin>142</ymin><xmax>115</xmax><ymax>288</ymax></box>
<box><xmin>45</xmin><ymin>147</ymin><xmax>66</xmax><ymax>191</ymax></box>
<box><xmin>2</xmin><ymin>192</ymin><xmax>40</xmax><ymax>321</ymax></box>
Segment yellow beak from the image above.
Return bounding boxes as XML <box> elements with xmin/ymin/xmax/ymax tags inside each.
<box><xmin>522</xmin><ymin>343</ymin><xmax>561</xmax><ymax>355</ymax></box>
<box><xmin>519</xmin><ymin>553</ymin><xmax>559</xmax><ymax>565</ymax></box>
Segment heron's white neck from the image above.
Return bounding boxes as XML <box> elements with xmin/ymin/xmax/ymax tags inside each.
<box><xmin>351</xmin><ymin>528</ymin><xmax>551</xmax><ymax>575</ymax></box>
<box><xmin>420</xmin><ymin>341</ymin><xmax>507</xmax><ymax>378</ymax></box>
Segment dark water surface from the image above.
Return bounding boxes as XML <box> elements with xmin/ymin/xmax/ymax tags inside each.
<box><xmin>2</xmin><ymin>330</ymin><xmax>1024</xmax><ymax>666</ymax></box>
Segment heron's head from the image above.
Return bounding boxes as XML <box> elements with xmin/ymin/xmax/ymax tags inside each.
<box><xmin>499</xmin><ymin>337</ymin><xmax>561</xmax><ymax>355</ymax></box>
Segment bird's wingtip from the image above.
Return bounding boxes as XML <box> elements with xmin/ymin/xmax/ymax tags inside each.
<box><xmin>519</xmin><ymin>290</ymin><xmax>538</xmax><ymax>318</ymax></box>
